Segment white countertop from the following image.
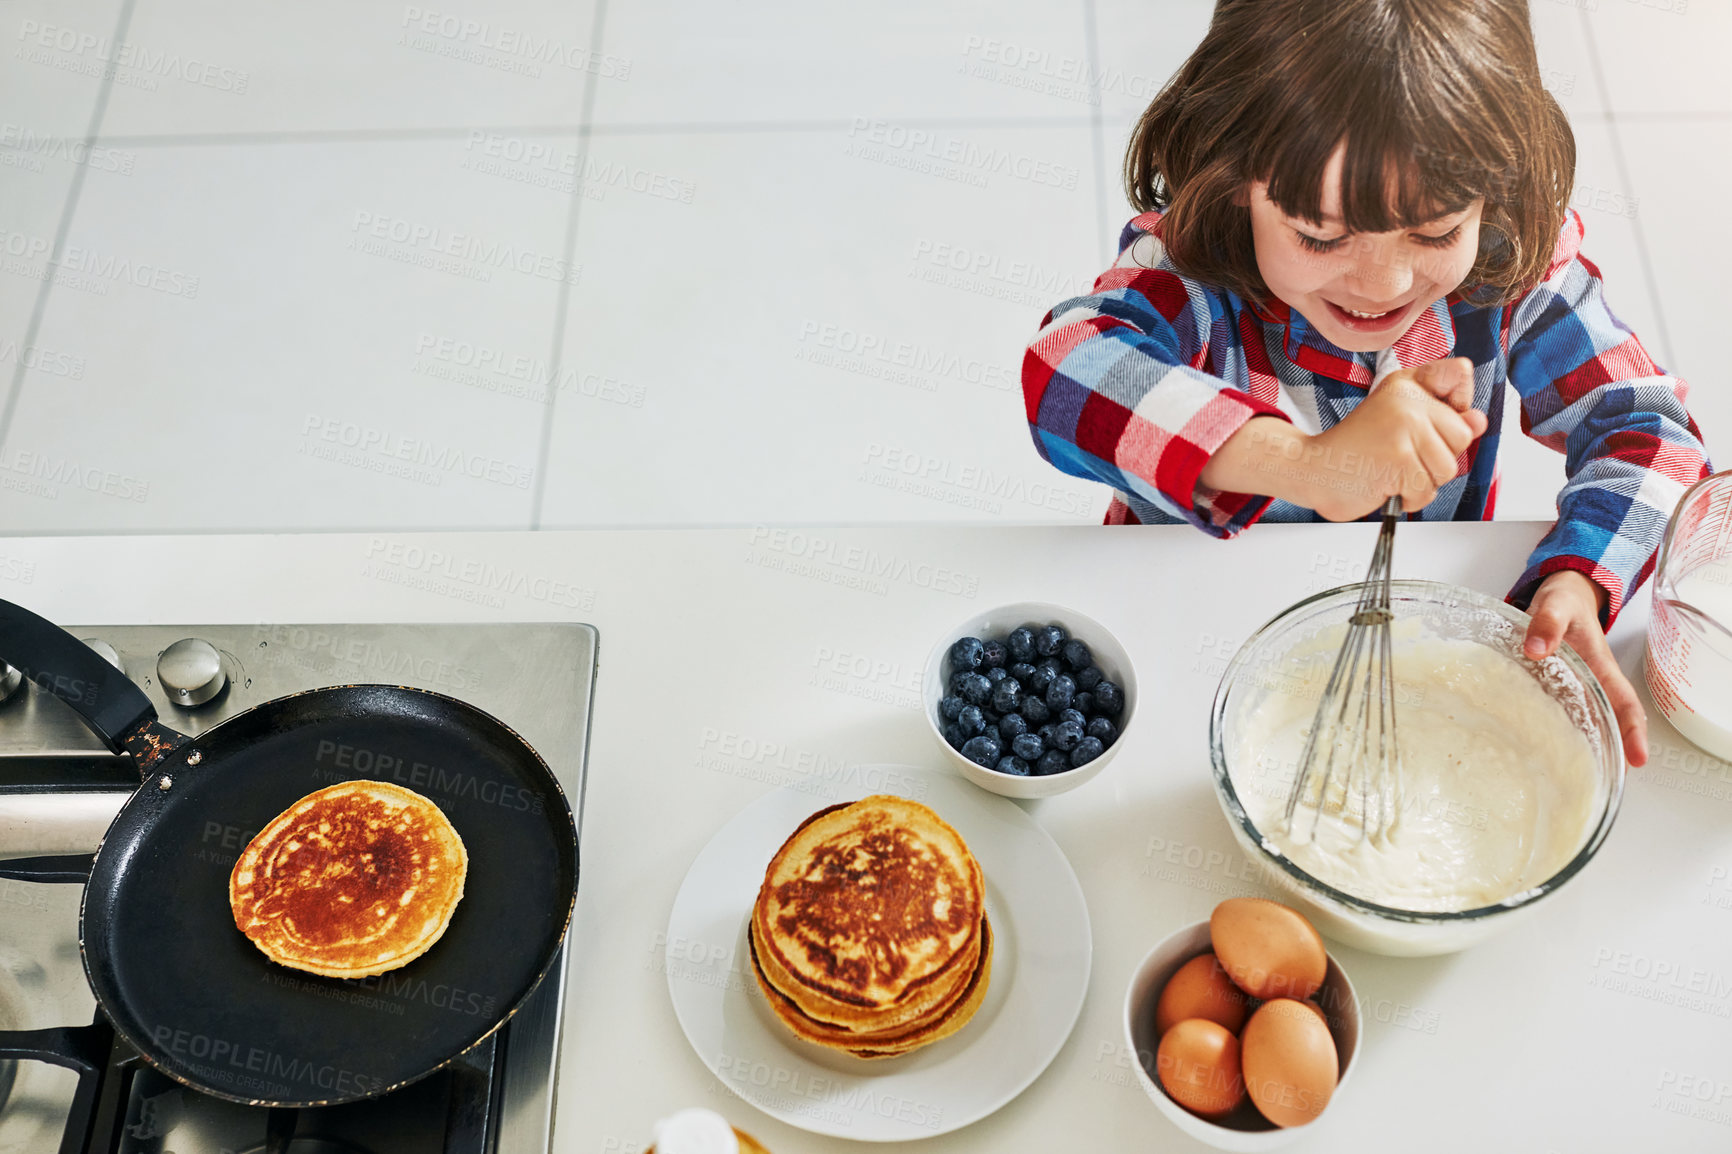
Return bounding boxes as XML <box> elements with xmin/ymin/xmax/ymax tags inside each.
<box><xmin>1</xmin><ymin>522</ymin><xmax>1728</xmax><ymax>1152</ymax></box>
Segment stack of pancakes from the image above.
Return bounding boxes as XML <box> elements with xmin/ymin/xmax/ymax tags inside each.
<box><xmin>749</xmin><ymin>795</ymin><xmax>990</xmax><ymax>1058</ymax></box>
<box><xmin>230</xmin><ymin>780</ymin><xmax>468</xmax><ymax>979</ymax></box>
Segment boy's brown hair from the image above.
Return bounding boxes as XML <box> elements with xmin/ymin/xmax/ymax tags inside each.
<box><xmin>1125</xmin><ymin>0</ymin><xmax>1573</xmax><ymax>307</ymax></box>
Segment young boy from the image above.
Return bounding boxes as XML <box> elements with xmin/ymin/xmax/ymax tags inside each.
<box><xmin>1022</xmin><ymin>0</ymin><xmax>1709</xmax><ymax>766</ymax></box>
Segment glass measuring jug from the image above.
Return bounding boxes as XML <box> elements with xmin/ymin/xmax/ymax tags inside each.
<box><xmin>1645</xmin><ymin>471</ymin><xmax>1732</xmax><ymax>761</ymax></box>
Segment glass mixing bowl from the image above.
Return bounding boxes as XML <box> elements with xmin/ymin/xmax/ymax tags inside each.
<box><xmin>1209</xmin><ymin>580</ymin><xmax>1625</xmax><ymax>957</ymax></box>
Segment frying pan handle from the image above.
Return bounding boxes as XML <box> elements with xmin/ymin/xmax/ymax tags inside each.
<box><xmin>0</xmin><ymin>1023</ymin><xmax>109</xmax><ymax>1074</ymax></box>
<box><xmin>0</xmin><ymin>853</ymin><xmax>95</xmax><ymax>883</ymax></box>
<box><xmin>0</xmin><ymin>598</ymin><xmax>160</xmax><ymax>755</ymax></box>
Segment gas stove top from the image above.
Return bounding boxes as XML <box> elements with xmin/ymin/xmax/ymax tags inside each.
<box><xmin>0</xmin><ymin>622</ymin><xmax>597</xmax><ymax>1154</ymax></box>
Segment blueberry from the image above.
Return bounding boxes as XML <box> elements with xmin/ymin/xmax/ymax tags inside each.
<box><xmin>960</xmin><ymin>735</ymin><xmax>1002</xmax><ymax>768</ymax></box>
<box><xmin>1046</xmin><ymin>674</ymin><xmax>1076</xmax><ymax>712</ymax></box>
<box><xmin>1036</xmin><ymin>750</ymin><xmax>1072</xmax><ymax>776</ymax></box>
<box><xmin>957</xmin><ymin>672</ymin><xmax>993</xmax><ymax>706</ymax></box>
<box><xmin>1038</xmin><ymin>723</ymin><xmax>1056</xmax><ymax>742</ymax></box>
<box><xmin>994</xmin><ymin>755</ymin><xmax>1032</xmax><ymax>776</ymax></box>
<box><xmin>1069</xmin><ymin>735</ymin><xmax>1105</xmax><ymax>766</ymax></box>
<box><xmin>1011</xmin><ymin>733</ymin><xmax>1045</xmax><ymax>761</ymax></box>
<box><xmin>1093</xmin><ymin>680</ymin><xmax>1124</xmax><ymax>716</ymax></box>
<box><xmin>939</xmin><ymin>695</ymin><xmax>965</xmax><ymax>721</ymax></box>
<box><xmin>948</xmin><ymin>636</ymin><xmax>985</xmax><ymax>672</ymax></box>
<box><xmin>980</xmin><ymin>640</ymin><xmax>1008</xmax><ymax>670</ymax></box>
<box><xmin>1059</xmin><ymin>707</ymin><xmax>1085</xmax><ymax>729</ymax></box>
<box><xmin>1050</xmin><ymin>719</ymin><xmax>1084</xmax><ymax>752</ymax></box>
<box><xmin>985</xmin><ymin>666</ymin><xmax>1009</xmax><ymax>684</ymax></box>
<box><xmin>957</xmin><ymin>705</ymin><xmax>985</xmax><ymax>737</ymax></box>
<box><xmin>1033</xmin><ymin>624</ymin><xmax>1067</xmax><ymax>657</ymax></box>
<box><xmin>1086</xmin><ymin>716</ymin><xmax>1118</xmax><ymax>745</ymax></box>
<box><xmin>943</xmin><ymin>723</ymin><xmax>965</xmax><ymax>750</ymax></box>
<box><xmin>1061</xmin><ymin>639</ymin><xmax>1093</xmax><ymax>671</ymax></box>
<box><xmin>1072</xmin><ymin>691</ymin><xmax>1095</xmax><ymax>716</ymax></box>
<box><xmin>1005</xmin><ymin>627</ymin><xmax>1036</xmax><ymax>663</ymax></box>
<box><xmin>998</xmin><ymin>712</ymin><xmax>1029</xmax><ymax>739</ymax></box>
<box><xmin>1026</xmin><ymin>663</ymin><xmax>1057</xmax><ymax>695</ymax></box>
<box><xmin>1020</xmin><ymin>696</ymin><xmax>1051</xmax><ymax>725</ymax></box>
<box><xmin>1074</xmin><ymin>665</ymin><xmax>1103</xmax><ymax>692</ymax></box>
<box><xmin>1008</xmin><ymin>661</ymin><xmax>1038</xmax><ymax>684</ymax></box>
<box><xmin>990</xmin><ymin>678</ymin><xmax>1022</xmax><ymax>714</ymax></box>
<box><xmin>949</xmin><ymin>670</ymin><xmax>973</xmax><ymax>696</ymax></box>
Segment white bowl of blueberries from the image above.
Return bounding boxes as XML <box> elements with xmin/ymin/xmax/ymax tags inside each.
<box><xmin>924</xmin><ymin>601</ymin><xmax>1136</xmax><ymax>799</ymax></box>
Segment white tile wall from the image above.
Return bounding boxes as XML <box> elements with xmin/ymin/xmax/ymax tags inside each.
<box><xmin>0</xmin><ymin>144</ymin><xmax>82</xmax><ymax>355</ymax></box>
<box><xmin>537</xmin><ymin>125</ymin><xmax>1107</xmax><ymax>527</ymax></box>
<box><xmin>590</xmin><ymin>0</ymin><xmax>1093</xmax><ymax>124</ymax></box>
<box><xmin>1530</xmin><ymin>0</ymin><xmax>1606</xmax><ymax>119</ymax></box>
<box><xmin>0</xmin><ymin>0</ymin><xmax>125</xmax><ymax>138</ymax></box>
<box><xmin>1581</xmin><ymin>0</ymin><xmax>1728</xmax><ymax>116</ymax></box>
<box><xmin>1084</xmin><ymin>0</ymin><xmax>1214</xmax><ymax>123</ymax></box>
<box><xmin>1617</xmin><ymin>116</ymin><xmax>1732</xmax><ymax>455</ymax></box>
<box><xmin>1</xmin><ymin>138</ymin><xmax>570</xmax><ymax>530</ymax></box>
<box><xmin>0</xmin><ymin>0</ymin><xmax>1719</xmax><ymax>533</ymax></box>
<box><xmin>101</xmin><ymin>0</ymin><xmax>602</xmax><ymax>135</ymax></box>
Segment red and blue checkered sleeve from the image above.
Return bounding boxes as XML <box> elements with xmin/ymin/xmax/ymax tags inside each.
<box><xmin>1021</xmin><ymin>232</ymin><xmax>1290</xmax><ymax>536</ymax></box>
<box><xmin>1504</xmin><ymin>211</ymin><xmax>1711</xmax><ymax>625</ymax></box>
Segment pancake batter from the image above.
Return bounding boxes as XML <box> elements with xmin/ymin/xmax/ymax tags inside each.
<box><xmin>1234</xmin><ymin>631</ymin><xmax>1602</xmax><ymax>912</ymax></box>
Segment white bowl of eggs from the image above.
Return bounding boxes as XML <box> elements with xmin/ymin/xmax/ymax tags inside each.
<box><xmin>1123</xmin><ymin>899</ymin><xmax>1360</xmax><ymax>1150</ymax></box>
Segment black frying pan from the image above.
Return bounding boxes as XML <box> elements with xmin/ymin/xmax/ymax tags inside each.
<box><xmin>0</xmin><ymin>599</ymin><xmax>579</xmax><ymax>1109</ymax></box>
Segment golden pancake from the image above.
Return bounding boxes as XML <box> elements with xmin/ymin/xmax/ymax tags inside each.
<box><xmin>230</xmin><ymin>780</ymin><xmax>467</xmax><ymax>979</ymax></box>
<box><xmin>748</xmin><ymin>908</ymin><xmax>979</xmax><ymax>1036</ymax></box>
<box><xmin>749</xmin><ymin>903</ymin><xmax>980</xmax><ymax>1032</ymax></box>
<box><xmin>840</xmin><ymin>921</ymin><xmax>993</xmax><ymax>1058</ymax></box>
<box><xmin>749</xmin><ymin>916</ymin><xmax>966</xmax><ymax>1039</ymax></box>
<box><xmin>752</xmin><ymin>795</ymin><xmax>986</xmax><ymax>1034</ymax></box>
<box><xmin>765</xmin><ymin>914</ymin><xmax>997</xmax><ymax>1053</ymax></box>
<box><xmin>752</xmin><ymin>912</ymin><xmax>992</xmax><ymax>1059</ymax></box>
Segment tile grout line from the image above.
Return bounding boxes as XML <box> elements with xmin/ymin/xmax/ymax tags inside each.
<box><xmin>1083</xmin><ymin>0</ymin><xmax>1112</xmax><ymax>265</ymax></box>
<box><xmin>1575</xmin><ymin>6</ymin><xmax>1676</xmax><ymax>369</ymax></box>
<box><xmin>0</xmin><ymin>0</ymin><xmax>138</xmax><ymax>455</ymax></box>
<box><xmin>528</xmin><ymin>0</ymin><xmax>610</xmax><ymax>531</ymax></box>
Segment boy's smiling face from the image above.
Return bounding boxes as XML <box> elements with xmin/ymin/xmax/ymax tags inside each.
<box><xmin>1246</xmin><ymin>146</ymin><xmax>1483</xmax><ymax>353</ymax></box>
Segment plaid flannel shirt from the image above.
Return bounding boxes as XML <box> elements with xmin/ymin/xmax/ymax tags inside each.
<box><xmin>1022</xmin><ymin>210</ymin><xmax>1710</xmax><ymax>624</ymax></box>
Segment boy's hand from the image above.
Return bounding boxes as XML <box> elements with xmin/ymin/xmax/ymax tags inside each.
<box><xmin>1397</xmin><ymin>356</ymin><xmax>1478</xmax><ymax>411</ymax></box>
<box><xmin>1197</xmin><ymin>357</ymin><xmax>1484</xmax><ymax>517</ymax></box>
<box><xmin>1300</xmin><ymin>358</ymin><xmax>1489</xmax><ymax>520</ymax></box>
<box><xmin>1524</xmin><ymin>570</ymin><xmax>1648</xmax><ymax>767</ymax></box>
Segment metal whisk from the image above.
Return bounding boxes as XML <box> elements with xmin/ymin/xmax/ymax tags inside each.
<box><xmin>1283</xmin><ymin>496</ymin><xmax>1404</xmax><ymax>845</ymax></box>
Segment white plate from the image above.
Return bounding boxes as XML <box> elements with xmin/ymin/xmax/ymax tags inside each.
<box><xmin>665</xmin><ymin>764</ymin><xmax>1091</xmax><ymax>1142</ymax></box>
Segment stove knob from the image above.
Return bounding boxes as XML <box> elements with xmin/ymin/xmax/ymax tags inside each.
<box><xmin>157</xmin><ymin>639</ymin><xmax>227</xmax><ymax>707</ymax></box>
<box><xmin>0</xmin><ymin>663</ymin><xmax>20</xmax><ymax>702</ymax></box>
<box><xmin>82</xmin><ymin>639</ymin><xmax>125</xmax><ymax>674</ymax></box>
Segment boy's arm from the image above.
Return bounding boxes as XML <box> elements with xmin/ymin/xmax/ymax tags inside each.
<box><xmin>1022</xmin><ymin>226</ymin><xmax>1291</xmax><ymax>536</ymax></box>
<box><xmin>1504</xmin><ymin>210</ymin><xmax>1711</xmax><ymax>628</ymax></box>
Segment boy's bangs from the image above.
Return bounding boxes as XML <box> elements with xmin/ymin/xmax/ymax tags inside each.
<box><xmin>1249</xmin><ymin>14</ymin><xmax>1518</xmax><ymax>236</ymax></box>
<box><xmin>1258</xmin><ymin>117</ymin><xmax>1493</xmax><ymax>235</ymax></box>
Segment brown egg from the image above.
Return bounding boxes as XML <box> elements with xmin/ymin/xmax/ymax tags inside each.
<box><xmin>1209</xmin><ymin>898</ymin><xmax>1327</xmax><ymax>1000</ymax></box>
<box><xmin>1241</xmin><ymin>998</ymin><xmax>1339</xmax><ymax>1127</ymax></box>
<box><xmin>1155</xmin><ymin>1018</ymin><xmax>1246</xmax><ymax>1120</ymax></box>
<box><xmin>1154</xmin><ymin>953</ymin><xmax>1249</xmax><ymax>1035</ymax></box>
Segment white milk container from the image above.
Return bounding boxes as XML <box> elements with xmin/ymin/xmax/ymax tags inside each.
<box><xmin>1645</xmin><ymin>471</ymin><xmax>1732</xmax><ymax>761</ymax></box>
